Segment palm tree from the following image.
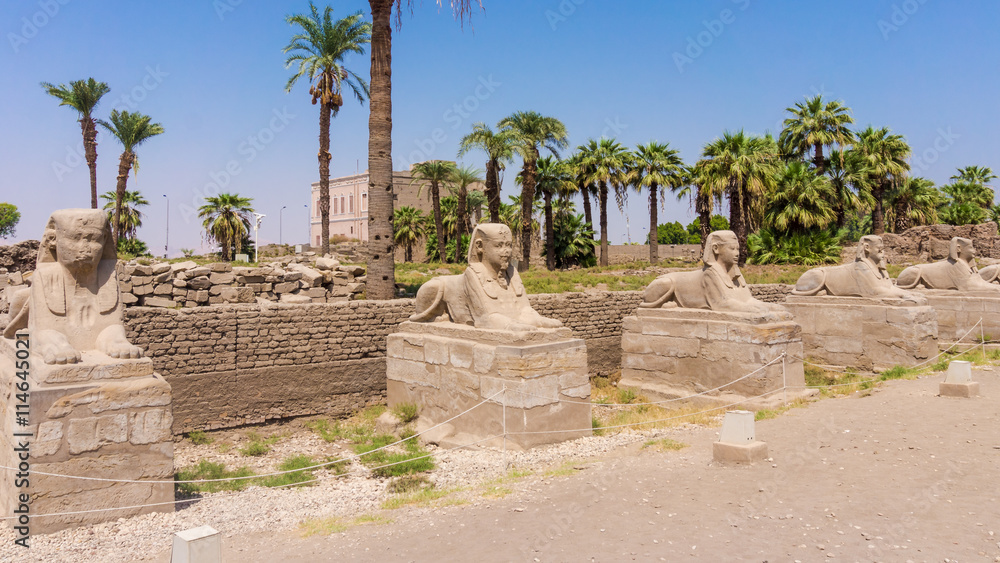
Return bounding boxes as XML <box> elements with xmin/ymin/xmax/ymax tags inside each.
<box><xmin>450</xmin><ymin>164</ymin><xmax>482</xmax><ymax>241</ymax></box>
<box><xmin>629</xmin><ymin>142</ymin><xmax>686</xmax><ymax>264</ymax></box>
<box><xmin>826</xmin><ymin>149</ymin><xmax>873</xmax><ymax>229</ymax></box>
<box><xmin>524</xmin><ymin>156</ymin><xmax>573</xmax><ymax>270</ymax></box>
<box><xmin>411</xmin><ymin>161</ymin><xmax>457</xmax><ymax>263</ymax></box>
<box><xmin>778</xmin><ymin>95</ymin><xmax>855</xmax><ymax>174</ymax></box>
<box><xmin>939</xmin><ymin>181</ymin><xmax>994</xmax><ymax>226</ymax></box>
<box><xmin>764</xmin><ymin>162</ymin><xmax>837</xmax><ymax>234</ymax></box>
<box><xmin>498</xmin><ymin>111</ymin><xmax>569</xmax><ymax>271</ymax></box>
<box><xmin>951</xmin><ymin>165</ymin><xmax>997</xmax><ymax>186</ymax></box>
<box><xmin>887</xmin><ymin>177</ymin><xmax>940</xmax><ymax>232</ymax></box>
<box><xmin>97</xmin><ymin>110</ymin><xmax>164</xmax><ymax>246</ymax></box>
<box><xmin>100</xmin><ymin>190</ymin><xmax>149</xmax><ymax>242</ymax></box>
<box><xmin>366</xmin><ymin>0</ymin><xmax>482</xmax><ymax>299</ymax></box>
<box><xmin>851</xmin><ymin>126</ymin><xmax>911</xmax><ymax>235</ymax></box>
<box><xmin>41</xmin><ymin>78</ymin><xmax>111</xmax><ymax>209</ymax></box>
<box><xmin>393</xmin><ymin>205</ymin><xmax>426</xmax><ymax>262</ymax></box>
<box><xmin>576</xmin><ymin>138</ymin><xmax>632</xmax><ymax>266</ymax></box>
<box><xmin>465</xmin><ymin>188</ymin><xmax>487</xmax><ymax>224</ymax></box>
<box><xmin>199</xmin><ymin>193</ymin><xmax>255</xmax><ymax>261</ymax></box>
<box><xmin>458</xmin><ymin>122</ymin><xmax>513</xmax><ymax>223</ymax></box>
<box><xmin>566</xmin><ymin>151</ymin><xmax>597</xmax><ymax>233</ymax></box>
<box><xmin>674</xmin><ymin>167</ymin><xmax>722</xmax><ymax>249</ymax></box>
<box><xmin>285</xmin><ymin>4</ymin><xmax>371</xmax><ymax>257</ymax></box>
<box><xmin>696</xmin><ymin>131</ymin><xmax>780</xmax><ymax>265</ymax></box>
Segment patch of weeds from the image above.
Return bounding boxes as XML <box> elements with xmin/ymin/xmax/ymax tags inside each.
<box><xmin>880</xmin><ymin>365</ymin><xmax>921</xmax><ymax>381</ymax></box>
<box><xmin>975</xmin><ymin>333</ymin><xmax>992</xmax><ymax>344</ymax></box>
<box><xmin>256</xmin><ymin>455</ymin><xmax>316</xmax><ymax>488</ymax></box>
<box><xmin>176</xmin><ymin>460</ymin><xmax>255</xmax><ymax>494</ymax></box>
<box><xmin>392</xmin><ymin>402</ymin><xmax>419</xmax><ymax>424</ymax></box>
<box><xmin>387</xmin><ymin>474</ymin><xmax>432</xmax><ymax>494</ymax></box>
<box><xmin>355</xmin><ymin>433</ymin><xmax>434</xmax><ymax>477</ymax></box>
<box><xmin>591</xmin><ymin>376</ymin><xmax>610</xmax><ymax>389</ymax></box>
<box><xmin>481</xmin><ymin>485</ymin><xmax>513</xmax><ymax>498</ymax></box>
<box><xmin>325</xmin><ymin>457</ymin><xmax>350</xmax><ymax>476</ymax></box>
<box><xmin>804</xmin><ymin>364</ymin><xmax>875</xmax><ymax>397</ymax></box>
<box><xmin>239</xmin><ymin>431</ymin><xmax>282</xmax><ymax>457</ymax></box>
<box><xmin>299</xmin><ymin>514</ymin><xmax>393</xmax><ymax>537</ymax></box>
<box><xmin>187</xmin><ymin>430</ymin><xmax>213</xmax><ymax>445</ymax></box>
<box><xmin>754</xmin><ymin>398</ymin><xmax>811</xmax><ymax>421</ymax></box>
<box><xmin>215</xmin><ymin>442</ymin><xmax>233</xmax><ymax>454</ymax></box>
<box><xmin>543</xmin><ymin>461</ymin><xmax>582</xmax><ymax>478</ymax></box>
<box><xmin>642</xmin><ymin>438</ymin><xmax>688</xmax><ymax>451</ymax></box>
<box><xmin>592</xmin><ymin>417</ymin><xmax>605</xmax><ymax>436</ymax></box>
<box><xmin>594</xmin><ymin>402</ymin><xmax>721</xmax><ymax>434</ymax></box>
<box><xmin>381</xmin><ymin>487</ymin><xmax>463</xmax><ymax>510</ymax></box>
<box><xmin>480</xmin><ymin>467</ymin><xmax>533</xmax><ymax>499</ymax></box>
<box><xmin>616</xmin><ymin>386</ymin><xmax>638</xmax><ymax>405</ymax></box>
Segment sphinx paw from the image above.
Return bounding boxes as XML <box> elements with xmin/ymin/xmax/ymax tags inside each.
<box><xmin>37</xmin><ymin>334</ymin><xmax>82</xmax><ymax>365</ymax></box>
<box><xmin>103</xmin><ymin>340</ymin><xmax>143</xmax><ymax>359</ymax></box>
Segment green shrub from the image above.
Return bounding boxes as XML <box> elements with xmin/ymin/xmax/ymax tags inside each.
<box><xmin>392</xmin><ymin>402</ymin><xmax>419</xmax><ymax>424</ymax></box>
<box><xmin>748</xmin><ymin>228</ymin><xmax>843</xmax><ymax>266</ymax></box>
<box><xmin>187</xmin><ymin>430</ymin><xmax>213</xmax><ymax>445</ymax></box>
<box><xmin>257</xmin><ymin>455</ymin><xmax>316</xmax><ymax>488</ymax></box>
<box><xmin>176</xmin><ymin>460</ymin><xmax>255</xmax><ymax>494</ymax></box>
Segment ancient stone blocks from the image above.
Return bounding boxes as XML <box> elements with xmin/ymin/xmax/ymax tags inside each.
<box><xmin>783</xmin><ymin>295</ymin><xmax>938</xmax><ymax>370</ymax></box>
<box><xmin>916</xmin><ymin>290</ymin><xmax>1000</xmax><ymax>342</ymax></box>
<box><xmin>387</xmin><ymin>321</ymin><xmax>590</xmax><ymax>450</ymax></box>
<box><xmin>619</xmin><ymin>308</ymin><xmax>807</xmax><ymax>409</ymax></box>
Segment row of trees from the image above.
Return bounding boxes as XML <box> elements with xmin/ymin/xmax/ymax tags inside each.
<box><xmin>42</xmin><ymin>79</ymin><xmax>164</xmax><ymax>248</ymax></box>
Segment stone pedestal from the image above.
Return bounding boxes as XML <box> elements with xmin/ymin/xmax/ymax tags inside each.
<box><xmin>0</xmin><ymin>334</ymin><xmax>174</xmax><ymax>534</ymax></box>
<box><xmin>916</xmin><ymin>290</ymin><xmax>1000</xmax><ymax>342</ymax></box>
<box><xmin>939</xmin><ymin>360</ymin><xmax>979</xmax><ymax>398</ymax></box>
<box><xmin>619</xmin><ymin>308</ymin><xmax>809</xmax><ymax>409</ymax></box>
<box><xmin>386</xmin><ymin>322</ymin><xmax>590</xmax><ymax>450</ymax></box>
<box><xmin>783</xmin><ymin>295</ymin><xmax>938</xmax><ymax>371</ymax></box>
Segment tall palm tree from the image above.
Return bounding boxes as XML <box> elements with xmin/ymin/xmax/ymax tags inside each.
<box><xmin>458</xmin><ymin>122</ymin><xmax>513</xmax><ymax>223</ymax></box>
<box><xmin>629</xmin><ymin>141</ymin><xmax>686</xmax><ymax>264</ymax></box>
<box><xmin>697</xmin><ymin>131</ymin><xmax>780</xmax><ymax>265</ymax></box>
<box><xmin>366</xmin><ymin>0</ymin><xmax>482</xmax><ymax>299</ymax></box>
<box><xmin>285</xmin><ymin>4</ymin><xmax>371</xmax><ymax>257</ymax></box>
<box><xmin>498</xmin><ymin>111</ymin><xmax>569</xmax><ymax>271</ymax></box>
<box><xmin>764</xmin><ymin>162</ymin><xmax>837</xmax><ymax>234</ymax></box>
<box><xmin>393</xmin><ymin>205</ymin><xmax>426</xmax><ymax>262</ymax></box>
<box><xmin>938</xmin><ymin>181</ymin><xmax>994</xmax><ymax>226</ymax></box>
<box><xmin>100</xmin><ymin>190</ymin><xmax>149</xmax><ymax>242</ymax></box>
<box><xmin>97</xmin><ymin>110</ymin><xmax>164</xmax><ymax>246</ymax></box>
<box><xmin>566</xmin><ymin>151</ymin><xmax>597</xmax><ymax>232</ymax></box>
<box><xmin>450</xmin><ymin>164</ymin><xmax>482</xmax><ymax>241</ymax></box>
<box><xmin>411</xmin><ymin>160</ymin><xmax>457</xmax><ymax>263</ymax></box>
<box><xmin>826</xmin><ymin>149</ymin><xmax>873</xmax><ymax>229</ymax></box>
<box><xmin>41</xmin><ymin>78</ymin><xmax>111</xmax><ymax>209</ymax></box>
<box><xmin>524</xmin><ymin>156</ymin><xmax>573</xmax><ymax>270</ymax></box>
<box><xmin>887</xmin><ymin>177</ymin><xmax>940</xmax><ymax>232</ymax></box>
<box><xmin>199</xmin><ymin>193</ymin><xmax>255</xmax><ymax>261</ymax></box>
<box><xmin>951</xmin><ymin>165</ymin><xmax>997</xmax><ymax>186</ymax></box>
<box><xmin>851</xmin><ymin>126</ymin><xmax>911</xmax><ymax>235</ymax></box>
<box><xmin>577</xmin><ymin>138</ymin><xmax>632</xmax><ymax>266</ymax></box>
<box><xmin>673</xmin><ymin>167</ymin><xmax>722</xmax><ymax>249</ymax></box>
<box><xmin>778</xmin><ymin>95</ymin><xmax>855</xmax><ymax>174</ymax></box>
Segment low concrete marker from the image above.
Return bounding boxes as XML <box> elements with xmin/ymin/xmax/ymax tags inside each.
<box><xmin>713</xmin><ymin>410</ymin><xmax>768</xmax><ymax>463</ymax></box>
<box><xmin>939</xmin><ymin>360</ymin><xmax>979</xmax><ymax>398</ymax></box>
<box><xmin>171</xmin><ymin>525</ymin><xmax>221</xmax><ymax>563</ymax></box>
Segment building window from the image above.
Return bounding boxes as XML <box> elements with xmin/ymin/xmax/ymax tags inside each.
<box><xmin>349</xmin><ymin>194</ymin><xmax>354</xmax><ymax>213</ymax></box>
<box><xmin>350</xmin><ymin>225</ymin><xmax>354</xmax><ymax>234</ymax></box>
<box><xmin>333</xmin><ymin>198</ymin><xmax>338</xmax><ymax>215</ymax></box>
<box><xmin>362</xmin><ymin>193</ymin><xmax>367</xmax><ymax>211</ymax></box>
<box><xmin>341</xmin><ymin>196</ymin><xmax>345</xmax><ymax>215</ymax></box>
<box><xmin>315</xmin><ymin>235</ymin><xmax>320</xmax><ymax>246</ymax></box>
<box><xmin>314</xmin><ymin>200</ymin><xmax>319</xmax><ymax>217</ymax></box>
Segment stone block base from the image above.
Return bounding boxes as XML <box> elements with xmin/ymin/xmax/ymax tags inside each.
<box><xmin>918</xmin><ymin>290</ymin><xmax>1000</xmax><ymax>342</ymax></box>
<box><xmin>783</xmin><ymin>295</ymin><xmax>938</xmax><ymax>370</ymax></box>
<box><xmin>713</xmin><ymin>441</ymin><xmax>768</xmax><ymax>463</ymax></box>
<box><xmin>619</xmin><ymin>308</ymin><xmax>812</xmax><ymax>409</ymax></box>
<box><xmin>0</xmin><ymin>335</ymin><xmax>174</xmax><ymax>534</ymax></box>
<box><xmin>387</xmin><ymin>322</ymin><xmax>591</xmax><ymax>450</ymax></box>
<box><xmin>939</xmin><ymin>381</ymin><xmax>979</xmax><ymax>398</ymax></box>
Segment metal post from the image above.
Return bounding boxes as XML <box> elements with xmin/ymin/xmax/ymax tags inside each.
<box><xmin>162</xmin><ymin>194</ymin><xmax>169</xmax><ymax>258</ymax></box>
<box><xmin>252</xmin><ymin>213</ymin><xmax>265</xmax><ymax>263</ymax></box>
<box><xmin>279</xmin><ymin>205</ymin><xmax>286</xmax><ymax>246</ymax></box>
<box><xmin>502</xmin><ymin>384</ymin><xmax>507</xmax><ymax>470</ymax></box>
<box><xmin>782</xmin><ymin>353</ymin><xmax>787</xmax><ymax>405</ymax></box>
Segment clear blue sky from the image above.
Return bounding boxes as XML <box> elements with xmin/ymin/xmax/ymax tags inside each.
<box><xmin>2</xmin><ymin>1</ymin><xmax>998</xmax><ymax>255</ymax></box>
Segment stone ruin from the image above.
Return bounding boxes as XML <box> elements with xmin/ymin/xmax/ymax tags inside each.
<box><xmin>1</xmin><ymin>209</ymin><xmax>173</xmax><ymax>534</ymax></box>
<box><xmin>879</xmin><ymin>221</ymin><xmax>1000</xmax><ymax>263</ymax></box>
<box><xmin>784</xmin><ymin>235</ymin><xmax>939</xmax><ymax>369</ymax></box>
<box><xmin>620</xmin><ymin>230</ymin><xmax>808</xmax><ymax>408</ymax></box>
<box><xmin>388</xmin><ymin>224</ymin><xmax>590</xmax><ymax>450</ymax></box>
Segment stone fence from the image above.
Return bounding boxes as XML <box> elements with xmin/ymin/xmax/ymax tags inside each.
<box><xmin>122</xmin><ymin>284</ymin><xmax>793</xmax><ymax>434</ymax></box>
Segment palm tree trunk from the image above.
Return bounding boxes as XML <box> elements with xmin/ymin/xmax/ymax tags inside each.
<box><xmin>648</xmin><ymin>183</ymin><xmax>659</xmax><ymax>264</ymax></box>
<box><xmin>81</xmin><ymin>117</ymin><xmax>99</xmax><ymax>209</ymax></box>
<box><xmin>872</xmin><ymin>183</ymin><xmax>886</xmax><ymax>235</ymax></box>
<box><xmin>318</xmin><ymin>102</ymin><xmax>332</xmax><ymax>256</ymax></box>
<box><xmin>486</xmin><ymin>159</ymin><xmax>501</xmax><ymax>223</ymax></box>
<box><xmin>580</xmin><ymin>182</ymin><xmax>593</xmax><ymax>232</ymax></box>
<box><xmin>728</xmin><ymin>180</ymin><xmax>748</xmax><ymax>266</ymax></box>
<box><xmin>696</xmin><ymin>188</ymin><xmax>711</xmax><ymax>250</ymax></box>
<box><xmin>813</xmin><ymin>142</ymin><xmax>824</xmax><ymax>174</ymax></box>
<box><xmin>405</xmin><ymin>242</ymin><xmax>412</xmax><ymax>263</ymax></box>
<box><xmin>544</xmin><ymin>190</ymin><xmax>555</xmax><ymax>271</ymax></box>
<box><xmin>456</xmin><ymin>185</ymin><xmax>468</xmax><ymax>246</ymax></box>
<box><xmin>519</xmin><ymin>158</ymin><xmax>537</xmax><ymax>271</ymax></box>
<box><xmin>599</xmin><ymin>180</ymin><xmax>609</xmax><ymax>267</ymax></box>
<box><xmin>113</xmin><ymin>151</ymin><xmax>133</xmax><ymax>249</ymax></box>
<box><xmin>431</xmin><ymin>181</ymin><xmax>446</xmax><ymax>263</ymax></box>
<box><xmin>366</xmin><ymin>0</ymin><xmax>396</xmax><ymax>299</ymax></box>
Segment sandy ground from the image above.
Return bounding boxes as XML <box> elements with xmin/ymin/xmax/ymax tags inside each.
<box><xmin>146</xmin><ymin>365</ymin><xmax>1000</xmax><ymax>562</ymax></box>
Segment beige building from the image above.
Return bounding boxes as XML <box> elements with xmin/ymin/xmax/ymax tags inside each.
<box><xmin>309</xmin><ymin>164</ymin><xmax>484</xmax><ymax>248</ymax></box>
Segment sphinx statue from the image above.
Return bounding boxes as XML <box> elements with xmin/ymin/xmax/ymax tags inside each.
<box><xmin>639</xmin><ymin>230</ymin><xmax>784</xmax><ymax>315</ymax></box>
<box><xmin>3</xmin><ymin>209</ymin><xmax>143</xmax><ymax>363</ymax></box>
<box><xmin>896</xmin><ymin>237</ymin><xmax>1000</xmax><ymax>292</ymax></box>
<box><xmin>409</xmin><ymin>223</ymin><xmax>562</xmax><ymax>331</ymax></box>
<box><xmin>980</xmin><ymin>264</ymin><xmax>1000</xmax><ymax>285</ymax></box>
<box><xmin>791</xmin><ymin>235</ymin><xmax>917</xmax><ymax>299</ymax></box>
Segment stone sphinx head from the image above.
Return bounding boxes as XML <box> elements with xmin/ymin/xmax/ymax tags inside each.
<box><xmin>856</xmin><ymin>235</ymin><xmax>886</xmax><ymax>268</ymax></box>
<box><xmin>469</xmin><ymin>223</ymin><xmax>514</xmax><ymax>275</ymax></box>
<box><xmin>950</xmin><ymin>237</ymin><xmax>976</xmax><ymax>264</ymax></box>
<box><xmin>39</xmin><ymin>209</ymin><xmax>118</xmax><ymax>273</ymax></box>
<box><xmin>703</xmin><ymin>230</ymin><xmax>739</xmax><ymax>270</ymax></box>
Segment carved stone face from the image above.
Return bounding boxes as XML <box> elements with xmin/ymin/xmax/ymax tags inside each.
<box><xmin>865</xmin><ymin>240</ymin><xmax>885</xmax><ymax>265</ymax></box>
<box><xmin>958</xmin><ymin>241</ymin><xmax>977</xmax><ymax>261</ymax></box>
<box><xmin>713</xmin><ymin>237</ymin><xmax>739</xmax><ymax>268</ymax></box>
<box><xmin>479</xmin><ymin>229</ymin><xmax>512</xmax><ymax>273</ymax></box>
<box><xmin>55</xmin><ymin>224</ymin><xmax>106</xmax><ymax>272</ymax></box>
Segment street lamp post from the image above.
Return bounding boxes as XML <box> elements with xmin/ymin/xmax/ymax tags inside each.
<box><xmin>162</xmin><ymin>194</ymin><xmax>169</xmax><ymax>258</ymax></box>
<box><xmin>279</xmin><ymin>205</ymin><xmax>287</xmax><ymax>246</ymax></box>
<box><xmin>304</xmin><ymin>204</ymin><xmax>309</xmax><ymax>248</ymax></box>
<box><xmin>252</xmin><ymin>212</ymin><xmax>265</xmax><ymax>263</ymax></box>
